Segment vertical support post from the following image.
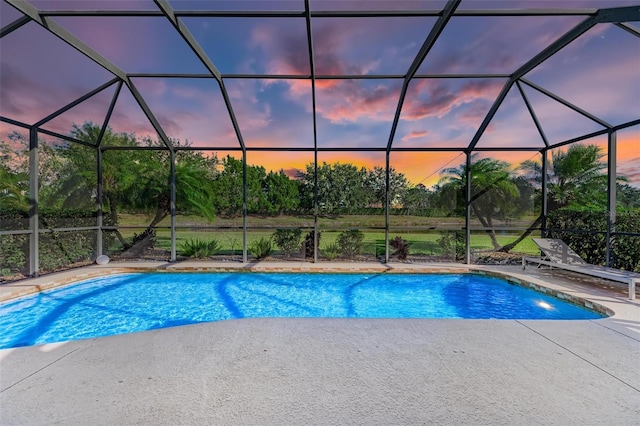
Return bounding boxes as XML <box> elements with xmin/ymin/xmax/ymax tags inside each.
<box><xmin>541</xmin><ymin>149</ymin><xmax>548</xmax><ymax>238</ymax></box>
<box><xmin>28</xmin><ymin>127</ymin><xmax>39</xmax><ymax>277</ymax></box>
<box><xmin>96</xmin><ymin>148</ymin><xmax>103</xmax><ymax>257</ymax></box>
<box><xmin>385</xmin><ymin>153</ymin><xmax>390</xmax><ymax>263</ymax></box>
<box><xmin>242</xmin><ymin>150</ymin><xmax>248</xmax><ymax>263</ymax></box>
<box><xmin>304</xmin><ymin>0</ymin><xmax>319</xmax><ymax>263</ymax></box>
<box><xmin>313</xmin><ymin>150</ymin><xmax>318</xmax><ymax>263</ymax></box>
<box><xmin>170</xmin><ymin>150</ymin><xmax>176</xmax><ymax>262</ymax></box>
<box><xmin>606</xmin><ymin>130</ymin><xmax>617</xmax><ymax>267</ymax></box>
<box><xmin>465</xmin><ymin>152</ymin><xmax>472</xmax><ymax>264</ymax></box>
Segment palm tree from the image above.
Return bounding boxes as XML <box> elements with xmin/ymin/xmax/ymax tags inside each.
<box><xmin>143</xmin><ymin>159</ymin><xmax>216</xmax><ymax>230</ymax></box>
<box><xmin>0</xmin><ymin>137</ymin><xmax>29</xmax><ymax>211</ymax></box>
<box><xmin>499</xmin><ymin>144</ymin><xmax>608</xmax><ymax>253</ymax></box>
<box><xmin>438</xmin><ymin>156</ymin><xmax>519</xmax><ymax>250</ymax></box>
<box><xmin>521</xmin><ymin>144</ymin><xmax>607</xmax><ymax>211</ymax></box>
<box><xmin>0</xmin><ymin>166</ymin><xmax>29</xmax><ymax>210</ymax></box>
<box><xmin>48</xmin><ymin>123</ymin><xmax>217</xmax><ymax>251</ymax></box>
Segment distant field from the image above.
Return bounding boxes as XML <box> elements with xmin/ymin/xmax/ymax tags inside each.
<box><xmin>112</xmin><ymin>214</ymin><xmax>541</xmax><ymax>256</ymax></box>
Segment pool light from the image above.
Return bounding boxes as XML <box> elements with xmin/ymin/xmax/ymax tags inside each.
<box><xmin>537</xmin><ymin>301</ymin><xmax>552</xmax><ymax>309</ymax></box>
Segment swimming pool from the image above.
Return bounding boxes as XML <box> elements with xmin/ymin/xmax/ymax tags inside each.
<box><xmin>0</xmin><ymin>272</ymin><xmax>603</xmax><ymax>349</ymax></box>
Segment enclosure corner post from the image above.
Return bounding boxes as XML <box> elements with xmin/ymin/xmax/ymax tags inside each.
<box><xmin>313</xmin><ymin>150</ymin><xmax>319</xmax><ymax>263</ymax></box>
<box><xmin>29</xmin><ymin>126</ymin><xmax>39</xmax><ymax>277</ymax></box>
<box><xmin>170</xmin><ymin>150</ymin><xmax>176</xmax><ymax>262</ymax></box>
<box><xmin>96</xmin><ymin>147</ymin><xmax>103</xmax><ymax>257</ymax></box>
<box><xmin>242</xmin><ymin>150</ymin><xmax>248</xmax><ymax>263</ymax></box>
<box><xmin>385</xmin><ymin>153</ymin><xmax>390</xmax><ymax>264</ymax></box>
<box><xmin>541</xmin><ymin>149</ymin><xmax>548</xmax><ymax>238</ymax></box>
<box><xmin>464</xmin><ymin>152</ymin><xmax>471</xmax><ymax>265</ymax></box>
<box><xmin>606</xmin><ymin>130</ymin><xmax>617</xmax><ymax>267</ymax></box>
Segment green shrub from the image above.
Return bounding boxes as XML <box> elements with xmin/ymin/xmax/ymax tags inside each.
<box><xmin>437</xmin><ymin>231</ymin><xmax>465</xmax><ymax>260</ymax></box>
<box><xmin>547</xmin><ymin>208</ymin><xmax>640</xmax><ymax>272</ymax></box>
<box><xmin>39</xmin><ymin>230</ymin><xmax>96</xmax><ymax>272</ymax></box>
<box><xmin>304</xmin><ymin>230</ymin><xmax>319</xmax><ymax>258</ymax></box>
<box><xmin>249</xmin><ymin>237</ymin><xmax>272</xmax><ymax>259</ymax></box>
<box><xmin>0</xmin><ymin>207</ymin><xmax>126</xmax><ymax>278</ymax></box>
<box><xmin>322</xmin><ymin>242</ymin><xmax>341</xmax><ymax>260</ymax></box>
<box><xmin>390</xmin><ymin>236</ymin><xmax>409</xmax><ymax>260</ymax></box>
<box><xmin>337</xmin><ymin>229</ymin><xmax>364</xmax><ymax>258</ymax></box>
<box><xmin>1</xmin><ymin>207</ymin><xmax>117</xmax><ymax>277</ymax></box>
<box><xmin>0</xmin><ymin>234</ymin><xmax>28</xmax><ymax>276</ymax></box>
<box><xmin>179</xmin><ymin>238</ymin><xmax>220</xmax><ymax>258</ymax></box>
<box><xmin>272</xmin><ymin>228</ymin><xmax>302</xmax><ymax>257</ymax></box>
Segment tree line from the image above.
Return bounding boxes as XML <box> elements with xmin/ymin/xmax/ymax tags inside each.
<box><xmin>2</xmin><ymin>122</ymin><xmax>640</xmax><ymax>253</ymax></box>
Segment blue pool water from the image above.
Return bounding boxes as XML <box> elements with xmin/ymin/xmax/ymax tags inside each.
<box><xmin>0</xmin><ymin>273</ymin><xmax>603</xmax><ymax>349</ymax></box>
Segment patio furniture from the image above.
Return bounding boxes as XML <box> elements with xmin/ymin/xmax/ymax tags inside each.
<box><xmin>522</xmin><ymin>238</ymin><xmax>638</xmax><ymax>300</ymax></box>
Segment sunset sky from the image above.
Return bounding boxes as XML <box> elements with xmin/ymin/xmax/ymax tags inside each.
<box><xmin>1</xmin><ymin>0</ymin><xmax>638</xmax><ymax>187</ymax></box>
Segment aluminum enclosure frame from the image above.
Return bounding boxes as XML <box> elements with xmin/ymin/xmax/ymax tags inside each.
<box><xmin>1</xmin><ymin>0</ymin><xmax>639</xmax><ymax>275</ymax></box>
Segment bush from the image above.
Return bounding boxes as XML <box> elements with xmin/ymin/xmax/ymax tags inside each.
<box><xmin>322</xmin><ymin>243</ymin><xmax>341</xmax><ymax>260</ymax></box>
<box><xmin>0</xmin><ymin>207</ymin><xmax>116</xmax><ymax>278</ymax></box>
<box><xmin>390</xmin><ymin>236</ymin><xmax>409</xmax><ymax>260</ymax></box>
<box><xmin>272</xmin><ymin>228</ymin><xmax>302</xmax><ymax>257</ymax></box>
<box><xmin>179</xmin><ymin>238</ymin><xmax>220</xmax><ymax>258</ymax></box>
<box><xmin>249</xmin><ymin>237</ymin><xmax>272</xmax><ymax>259</ymax></box>
<box><xmin>547</xmin><ymin>208</ymin><xmax>640</xmax><ymax>272</ymax></box>
<box><xmin>39</xmin><ymin>230</ymin><xmax>96</xmax><ymax>272</ymax></box>
<box><xmin>437</xmin><ymin>231</ymin><xmax>465</xmax><ymax>260</ymax></box>
<box><xmin>304</xmin><ymin>230</ymin><xmax>319</xmax><ymax>258</ymax></box>
<box><xmin>337</xmin><ymin>229</ymin><xmax>364</xmax><ymax>258</ymax></box>
<box><xmin>0</xmin><ymin>234</ymin><xmax>28</xmax><ymax>276</ymax></box>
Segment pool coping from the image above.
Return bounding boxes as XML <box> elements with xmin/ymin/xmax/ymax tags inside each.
<box><xmin>2</xmin><ymin>260</ymin><xmax>636</xmax><ymax>319</ymax></box>
<box><xmin>4</xmin><ymin>262</ymin><xmax>639</xmax><ymax>426</ymax></box>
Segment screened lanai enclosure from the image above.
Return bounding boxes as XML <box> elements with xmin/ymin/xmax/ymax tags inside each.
<box><xmin>1</xmin><ymin>0</ymin><xmax>639</xmax><ymax>280</ymax></box>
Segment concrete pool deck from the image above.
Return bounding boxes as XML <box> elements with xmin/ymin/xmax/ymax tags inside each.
<box><xmin>1</xmin><ymin>262</ymin><xmax>639</xmax><ymax>425</ymax></box>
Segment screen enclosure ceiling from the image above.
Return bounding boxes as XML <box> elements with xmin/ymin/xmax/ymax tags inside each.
<box><xmin>1</xmin><ymin>0</ymin><xmax>639</xmax><ymax>153</ymax></box>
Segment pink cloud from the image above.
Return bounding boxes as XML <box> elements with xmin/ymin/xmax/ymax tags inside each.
<box><xmin>226</xmin><ymin>80</ymin><xmax>274</xmax><ymax>133</ymax></box>
<box><xmin>0</xmin><ymin>65</ymin><xmax>120</xmax><ymax>135</ymax></box>
<box><xmin>129</xmin><ymin>78</ymin><xmax>240</xmax><ymax>146</ymax></box>
<box><xmin>402</xmin><ymin>79</ymin><xmax>504</xmax><ymax>121</ymax></box>
<box><xmin>401</xmin><ymin>131</ymin><xmax>429</xmax><ymax>142</ymax></box>
<box><xmin>312</xmin><ymin>22</ymin><xmax>361</xmax><ymax>75</ymax></box>
<box><xmin>243</xmin><ymin>18</ymin><xmax>440</xmax><ymax>125</ymax></box>
<box><xmin>618</xmin><ymin>158</ymin><xmax>640</xmax><ymax>187</ymax></box>
<box><xmin>247</xmin><ymin>17</ymin><xmax>428</xmax><ymax>77</ymax></box>
<box><xmin>531</xmin><ymin>57</ymin><xmax>639</xmax><ymax>126</ymax></box>
<box><xmin>0</xmin><ymin>21</ymin><xmax>115</xmax><ymax>126</ymax></box>
<box><xmin>53</xmin><ymin>17</ymin><xmax>151</xmax><ymax>68</ymax></box>
<box><xmin>311</xmin><ymin>18</ymin><xmax>420</xmax><ymax>76</ymax></box>
<box><xmin>421</xmin><ymin>16</ymin><xmax>584</xmax><ymax>74</ymax></box>
<box><xmin>457</xmin><ymin>101</ymin><xmax>493</xmax><ymax>128</ymax></box>
<box><xmin>225</xmin><ymin>79</ymin><xmax>314</xmax><ymax>148</ymax></box>
<box><xmin>246</xmin><ymin>19</ymin><xmax>310</xmax><ymax>75</ymax></box>
<box><xmin>475</xmin><ymin>93</ymin><xmax>547</xmax><ymax>148</ymax></box>
<box><xmin>315</xmin><ymin>80</ymin><xmax>401</xmax><ymax>123</ymax></box>
<box><xmin>525</xmin><ymin>24</ymin><xmax>639</xmax><ymax>126</ymax></box>
<box><xmin>134</xmin><ymin>79</ymin><xmax>168</xmax><ymax>98</ymax></box>
<box><xmin>0</xmin><ymin>64</ymin><xmax>66</xmax><ymax>124</ymax></box>
<box><xmin>283</xmin><ymin>168</ymin><xmax>303</xmax><ymax>179</ymax></box>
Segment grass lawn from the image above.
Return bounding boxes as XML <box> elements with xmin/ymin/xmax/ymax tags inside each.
<box><xmin>112</xmin><ymin>214</ymin><xmax>541</xmax><ymax>256</ymax></box>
